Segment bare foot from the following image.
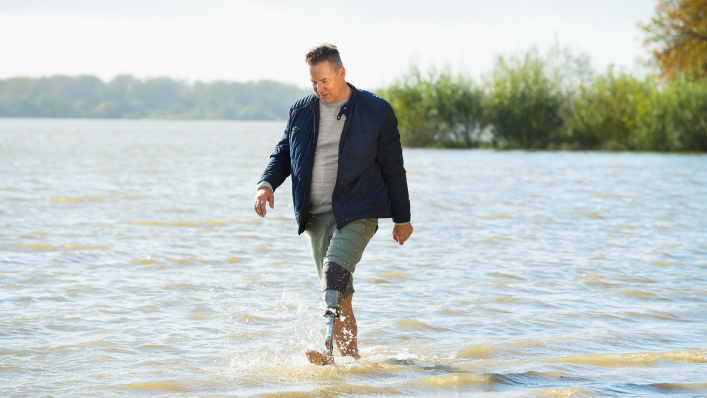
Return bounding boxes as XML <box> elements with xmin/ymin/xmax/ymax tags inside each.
<box><xmin>305</xmin><ymin>349</ymin><xmax>335</xmax><ymax>366</ymax></box>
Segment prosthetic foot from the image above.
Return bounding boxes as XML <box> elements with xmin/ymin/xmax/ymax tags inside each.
<box><xmin>321</xmin><ymin>261</ymin><xmax>351</xmax><ymax>355</ymax></box>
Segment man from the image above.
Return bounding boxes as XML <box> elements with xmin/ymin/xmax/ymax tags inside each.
<box><xmin>253</xmin><ymin>44</ymin><xmax>413</xmax><ymax>366</ymax></box>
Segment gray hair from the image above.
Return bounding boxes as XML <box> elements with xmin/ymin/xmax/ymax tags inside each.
<box><xmin>305</xmin><ymin>43</ymin><xmax>343</xmax><ymax>71</ymax></box>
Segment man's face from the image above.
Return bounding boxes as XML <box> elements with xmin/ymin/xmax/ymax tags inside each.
<box><xmin>310</xmin><ymin>61</ymin><xmax>347</xmax><ymax>104</ymax></box>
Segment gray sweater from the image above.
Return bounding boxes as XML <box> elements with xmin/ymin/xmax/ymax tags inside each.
<box><xmin>308</xmin><ymin>97</ymin><xmax>349</xmax><ymax>214</ymax></box>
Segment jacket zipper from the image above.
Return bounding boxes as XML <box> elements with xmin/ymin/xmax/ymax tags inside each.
<box><xmin>331</xmin><ymin>102</ymin><xmax>354</xmax><ymax>229</ymax></box>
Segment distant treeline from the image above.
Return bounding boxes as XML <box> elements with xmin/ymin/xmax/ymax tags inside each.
<box><xmin>0</xmin><ymin>75</ymin><xmax>310</xmax><ymax>120</ymax></box>
<box><xmin>379</xmin><ymin>47</ymin><xmax>707</xmax><ymax>151</ymax></box>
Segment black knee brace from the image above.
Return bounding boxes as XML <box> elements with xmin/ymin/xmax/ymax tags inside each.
<box><xmin>322</xmin><ymin>261</ymin><xmax>351</xmax><ymax>293</ymax></box>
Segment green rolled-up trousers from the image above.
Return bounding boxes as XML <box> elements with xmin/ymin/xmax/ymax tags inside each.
<box><xmin>304</xmin><ymin>212</ymin><xmax>379</xmax><ymax>298</ymax></box>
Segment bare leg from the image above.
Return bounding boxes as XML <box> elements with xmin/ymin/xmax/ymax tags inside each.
<box><xmin>334</xmin><ymin>293</ymin><xmax>359</xmax><ymax>358</ymax></box>
<box><xmin>305</xmin><ymin>294</ymin><xmax>358</xmax><ymax>365</ymax></box>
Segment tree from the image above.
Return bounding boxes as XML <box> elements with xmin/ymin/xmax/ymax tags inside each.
<box><xmin>641</xmin><ymin>0</ymin><xmax>707</xmax><ymax>81</ymax></box>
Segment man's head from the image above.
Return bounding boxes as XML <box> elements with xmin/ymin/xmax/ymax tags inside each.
<box><xmin>305</xmin><ymin>43</ymin><xmax>350</xmax><ymax>104</ymax></box>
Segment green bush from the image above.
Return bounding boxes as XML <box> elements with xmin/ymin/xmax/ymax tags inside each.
<box><xmin>483</xmin><ymin>49</ymin><xmax>564</xmax><ymax>149</ymax></box>
<box><xmin>665</xmin><ymin>78</ymin><xmax>707</xmax><ymax>151</ymax></box>
<box><xmin>567</xmin><ymin>67</ymin><xmax>654</xmax><ymax>150</ymax></box>
<box><xmin>379</xmin><ymin>48</ymin><xmax>706</xmax><ymax>152</ymax></box>
<box><xmin>379</xmin><ymin>66</ymin><xmax>483</xmax><ymax>148</ymax></box>
<box><xmin>567</xmin><ymin>69</ymin><xmax>707</xmax><ymax>151</ymax></box>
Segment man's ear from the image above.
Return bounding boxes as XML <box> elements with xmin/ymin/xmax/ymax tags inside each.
<box><xmin>339</xmin><ymin>66</ymin><xmax>346</xmax><ymax>79</ymax></box>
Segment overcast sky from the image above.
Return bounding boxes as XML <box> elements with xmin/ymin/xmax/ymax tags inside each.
<box><xmin>0</xmin><ymin>0</ymin><xmax>656</xmax><ymax>90</ymax></box>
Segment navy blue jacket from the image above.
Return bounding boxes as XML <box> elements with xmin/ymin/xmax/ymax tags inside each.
<box><xmin>258</xmin><ymin>83</ymin><xmax>411</xmax><ymax>235</ymax></box>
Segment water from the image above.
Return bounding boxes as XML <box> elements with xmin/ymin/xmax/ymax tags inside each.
<box><xmin>1</xmin><ymin>118</ymin><xmax>706</xmax><ymax>397</ymax></box>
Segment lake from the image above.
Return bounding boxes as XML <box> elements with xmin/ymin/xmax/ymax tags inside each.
<box><xmin>1</xmin><ymin>118</ymin><xmax>706</xmax><ymax>397</ymax></box>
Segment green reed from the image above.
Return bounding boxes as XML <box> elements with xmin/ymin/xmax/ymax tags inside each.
<box><xmin>380</xmin><ymin>49</ymin><xmax>707</xmax><ymax>152</ymax></box>
<box><xmin>379</xmin><ymin>65</ymin><xmax>483</xmax><ymax>148</ymax></box>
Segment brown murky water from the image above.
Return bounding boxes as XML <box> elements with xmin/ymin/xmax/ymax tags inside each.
<box><xmin>1</xmin><ymin>118</ymin><xmax>706</xmax><ymax>397</ymax></box>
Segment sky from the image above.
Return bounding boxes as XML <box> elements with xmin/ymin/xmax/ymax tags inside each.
<box><xmin>0</xmin><ymin>0</ymin><xmax>657</xmax><ymax>90</ymax></box>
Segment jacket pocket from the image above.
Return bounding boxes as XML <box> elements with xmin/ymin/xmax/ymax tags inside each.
<box><xmin>292</xmin><ymin>126</ymin><xmax>311</xmax><ymax>135</ymax></box>
<box><xmin>290</xmin><ymin>126</ymin><xmax>311</xmax><ymax>160</ymax></box>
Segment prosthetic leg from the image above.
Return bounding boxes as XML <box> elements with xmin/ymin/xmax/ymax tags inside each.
<box><xmin>323</xmin><ymin>290</ymin><xmax>342</xmax><ymax>354</ymax></box>
<box><xmin>321</xmin><ymin>261</ymin><xmax>351</xmax><ymax>355</ymax></box>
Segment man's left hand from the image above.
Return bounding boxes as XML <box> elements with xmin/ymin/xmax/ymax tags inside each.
<box><xmin>392</xmin><ymin>223</ymin><xmax>413</xmax><ymax>245</ymax></box>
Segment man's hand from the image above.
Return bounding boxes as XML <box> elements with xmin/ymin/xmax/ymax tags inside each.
<box><xmin>392</xmin><ymin>222</ymin><xmax>413</xmax><ymax>245</ymax></box>
<box><xmin>253</xmin><ymin>187</ymin><xmax>274</xmax><ymax>217</ymax></box>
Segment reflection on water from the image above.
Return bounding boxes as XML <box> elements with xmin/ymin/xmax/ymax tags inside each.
<box><xmin>1</xmin><ymin>118</ymin><xmax>706</xmax><ymax>397</ymax></box>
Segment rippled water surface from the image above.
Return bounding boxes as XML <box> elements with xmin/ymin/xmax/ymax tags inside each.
<box><xmin>1</xmin><ymin>119</ymin><xmax>707</xmax><ymax>397</ymax></box>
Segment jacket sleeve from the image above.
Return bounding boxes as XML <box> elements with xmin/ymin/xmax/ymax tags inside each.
<box><xmin>376</xmin><ymin>102</ymin><xmax>411</xmax><ymax>224</ymax></box>
<box><xmin>257</xmin><ymin>112</ymin><xmax>292</xmax><ymax>192</ymax></box>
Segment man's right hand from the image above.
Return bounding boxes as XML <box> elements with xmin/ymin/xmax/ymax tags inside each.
<box><xmin>253</xmin><ymin>187</ymin><xmax>274</xmax><ymax>217</ymax></box>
